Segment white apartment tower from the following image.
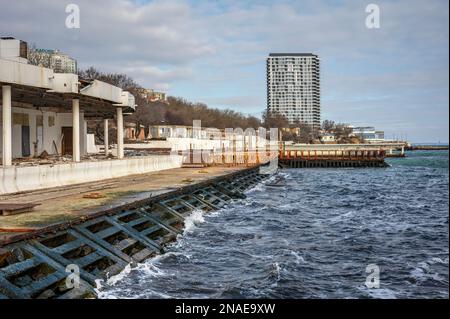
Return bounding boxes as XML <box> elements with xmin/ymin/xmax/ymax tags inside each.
<box><xmin>28</xmin><ymin>49</ymin><xmax>77</xmax><ymax>74</ymax></box>
<box><xmin>267</xmin><ymin>53</ymin><xmax>320</xmax><ymax>127</ymax></box>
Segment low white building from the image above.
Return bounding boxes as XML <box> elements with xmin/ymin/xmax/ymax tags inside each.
<box><xmin>28</xmin><ymin>49</ymin><xmax>78</xmax><ymax>74</ymax></box>
<box><xmin>320</xmin><ymin>133</ymin><xmax>336</xmax><ymax>143</ymax></box>
<box><xmin>149</xmin><ymin>125</ymin><xmax>208</xmax><ymax>139</ymax></box>
<box><xmin>350</xmin><ymin>126</ymin><xmax>385</xmax><ymax>142</ymax></box>
<box><xmin>0</xmin><ymin>60</ymin><xmax>135</xmax><ymax>163</ymax></box>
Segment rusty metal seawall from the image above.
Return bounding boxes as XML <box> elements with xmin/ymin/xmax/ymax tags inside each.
<box><xmin>278</xmin><ymin>149</ymin><xmax>389</xmax><ymax>168</ymax></box>
<box><xmin>0</xmin><ymin>166</ymin><xmax>269</xmax><ymax>299</ymax></box>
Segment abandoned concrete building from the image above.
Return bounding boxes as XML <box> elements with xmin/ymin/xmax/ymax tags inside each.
<box><xmin>0</xmin><ymin>38</ymin><xmax>182</xmax><ymax>194</ymax></box>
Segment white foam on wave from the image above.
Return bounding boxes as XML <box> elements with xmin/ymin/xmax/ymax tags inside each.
<box><xmin>96</xmin><ymin>254</ymin><xmax>174</xmax><ymax>299</ymax></box>
<box><xmin>367</xmin><ymin>288</ymin><xmax>397</xmax><ymax>299</ymax></box>
<box><xmin>271</xmin><ymin>262</ymin><xmax>281</xmax><ymax>286</ymax></box>
<box><xmin>329</xmin><ymin>210</ymin><xmax>355</xmax><ymax>222</ymax></box>
<box><xmin>95</xmin><ymin>264</ymin><xmax>132</xmax><ymax>298</ymax></box>
<box><xmin>409</xmin><ymin>257</ymin><xmax>447</xmax><ymax>284</ymax></box>
<box><xmin>277</xmin><ymin>171</ymin><xmax>290</xmax><ymax>178</ymax></box>
<box><xmin>359</xmin><ymin>286</ymin><xmax>397</xmax><ymax>299</ymax></box>
<box><xmin>138</xmin><ymin>288</ymin><xmax>173</xmax><ymax>299</ymax></box>
<box><xmin>429</xmin><ymin>257</ymin><xmax>449</xmax><ymax>265</ymax></box>
<box><xmin>244</xmin><ymin>171</ymin><xmax>282</xmax><ymax>194</ymax></box>
<box><xmin>290</xmin><ymin>250</ymin><xmax>306</xmax><ymax>264</ymax></box>
<box><xmin>136</xmin><ymin>260</ymin><xmax>167</xmax><ymax>277</ymax></box>
<box><xmin>97</xmin><ymin>209</ymin><xmax>207</xmax><ymax>297</ymax></box>
<box><xmin>96</xmin><ymin>250</ymin><xmax>189</xmax><ymax>296</ymax></box>
<box><xmin>183</xmin><ymin>209</ymin><xmax>205</xmax><ymax>233</ymax></box>
<box><xmin>94</xmin><ymin>262</ymin><xmax>133</xmax><ymax>295</ymax></box>
<box><xmin>151</xmin><ymin>250</ymin><xmax>192</xmax><ymax>263</ymax></box>
<box><xmin>207</xmin><ymin>208</ymin><xmax>225</xmax><ymax>217</ymax></box>
<box><xmin>245</xmin><ymin>182</ymin><xmax>265</xmax><ymax>193</ymax></box>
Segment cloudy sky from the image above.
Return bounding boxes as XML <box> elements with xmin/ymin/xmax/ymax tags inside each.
<box><xmin>0</xmin><ymin>0</ymin><xmax>448</xmax><ymax>142</ymax></box>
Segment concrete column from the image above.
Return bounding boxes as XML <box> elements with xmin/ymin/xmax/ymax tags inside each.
<box><xmin>104</xmin><ymin>119</ymin><xmax>109</xmax><ymax>156</ymax></box>
<box><xmin>72</xmin><ymin>99</ymin><xmax>80</xmax><ymax>162</ymax></box>
<box><xmin>2</xmin><ymin>85</ymin><xmax>12</xmax><ymax>166</ymax></box>
<box><xmin>256</xmin><ymin>133</ymin><xmax>260</xmax><ymax>164</ymax></box>
<box><xmin>233</xmin><ymin>134</ymin><xmax>237</xmax><ymax>165</ymax></box>
<box><xmin>116</xmin><ymin>107</ymin><xmax>124</xmax><ymax>159</ymax></box>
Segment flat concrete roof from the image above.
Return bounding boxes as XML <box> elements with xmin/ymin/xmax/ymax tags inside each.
<box><xmin>0</xmin><ymin>58</ymin><xmax>136</xmax><ymax>116</ymax></box>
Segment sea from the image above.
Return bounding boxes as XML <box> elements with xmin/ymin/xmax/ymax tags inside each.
<box><xmin>98</xmin><ymin>150</ymin><xmax>449</xmax><ymax>299</ymax></box>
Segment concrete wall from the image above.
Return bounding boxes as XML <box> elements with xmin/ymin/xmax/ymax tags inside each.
<box><xmin>0</xmin><ymin>154</ymin><xmax>183</xmax><ymax>194</ymax></box>
<box><xmin>0</xmin><ymin>39</ymin><xmax>28</xmax><ymax>64</ymax></box>
<box><xmin>86</xmin><ymin>134</ymin><xmax>99</xmax><ymax>153</ymax></box>
<box><xmin>123</xmin><ymin>136</ymin><xmax>270</xmax><ymax>152</ymax></box>
<box><xmin>167</xmin><ymin>137</ymin><xmax>228</xmax><ymax>152</ymax></box>
<box><xmin>0</xmin><ymin>105</ymin><xmax>87</xmax><ymax>158</ymax></box>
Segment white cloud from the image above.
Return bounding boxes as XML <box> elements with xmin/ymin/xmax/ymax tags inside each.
<box><xmin>0</xmin><ymin>0</ymin><xmax>215</xmax><ymax>76</ymax></box>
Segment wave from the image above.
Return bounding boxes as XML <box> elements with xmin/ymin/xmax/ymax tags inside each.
<box><xmin>97</xmin><ymin>157</ymin><xmax>448</xmax><ymax>299</ymax></box>
<box><xmin>270</xmin><ymin>262</ymin><xmax>281</xmax><ymax>286</ymax></box>
<box><xmin>409</xmin><ymin>257</ymin><xmax>449</xmax><ymax>284</ymax></box>
<box><xmin>290</xmin><ymin>250</ymin><xmax>306</xmax><ymax>264</ymax></box>
<box><xmin>363</xmin><ymin>287</ymin><xmax>397</xmax><ymax>299</ymax></box>
<box><xmin>183</xmin><ymin>209</ymin><xmax>205</xmax><ymax>234</ymax></box>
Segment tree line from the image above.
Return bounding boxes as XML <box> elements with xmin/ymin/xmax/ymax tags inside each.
<box><xmin>78</xmin><ymin>67</ymin><xmax>356</xmax><ymax>144</ymax></box>
<box><xmin>79</xmin><ymin>67</ymin><xmax>265</xmax><ymax>137</ymax></box>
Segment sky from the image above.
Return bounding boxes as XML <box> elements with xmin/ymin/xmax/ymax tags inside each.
<box><xmin>0</xmin><ymin>0</ymin><xmax>448</xmax><ymax>143</ymax></box>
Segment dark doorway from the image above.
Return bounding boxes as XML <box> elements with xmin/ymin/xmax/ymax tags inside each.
<box><xmin>21</xmin><ymin>125</ymin><xmax>30</xmax><ymax>157</ymax></box>
<box><xmin>61</xmin><ymin>127</ymin><xmax>73</xmax><ymax>156</ymax></box>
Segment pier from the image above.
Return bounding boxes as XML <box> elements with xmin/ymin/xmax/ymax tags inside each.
<box><xmin>406</xmin><ymin>145</ymin><xmax>449</xmax><ymax>151</ymax></box>
<box><xmin>279</xmin><ymin>144</ymin><xmax>390</xmax><ymax>168</ymax></box>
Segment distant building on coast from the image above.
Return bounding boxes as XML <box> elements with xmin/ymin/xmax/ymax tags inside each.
<box><xmin>350</xmin><ymin>126</ymin><xmax>385</xmax><ymax>142</ymax></box>
<box><xmin>266</xmin><ymin>53</ymin><xmax>321</xmax><ymax>127</ymax></box>
<box><xmin>320</xmin><ymin>133</ymin><xmax>336</xmax><ymax>143</ymax></box>
<box><xmin>0</xmin><ymin>37</ymin><xmax>77</xmax><ymax>74</ymax></box>
<box><xmin>28</xmin><ymin>48</ymin><xmax>77</xmax><ymax>74</ymax></box>
<box><xmin>137</xmin><ymin>88</ymin><xmax>168</xmax><ymax>103</ymax></box>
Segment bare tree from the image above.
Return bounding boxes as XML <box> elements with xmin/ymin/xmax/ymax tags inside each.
<box><xmin>334</xmin><ymin>124</ymin><xmax>355</xmax><ymax>143</ymax></box>
<box><xmin>78</xmin><ymin>67</ymin><xmax>264</xmax><ymax>142</ymax></box>
<box><xmin>78</xmin><ymin>67</ymin><xmax>140</xmax><ymax>90</ymax></box>
<box><xmin>322</xmin><ymin>120</ymin><xmax>335</xmax><ymax>132</ymax></box>
<box><xmin>263</xmin><ymin>111</ymin><xmax>289</xmax><ymax>129</ymax></box>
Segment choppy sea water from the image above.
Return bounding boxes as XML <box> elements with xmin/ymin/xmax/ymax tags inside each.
<box><xmin>98</xmin><ymin>150</ymin><xmax>449</xmax><ymax>299</ymax></box>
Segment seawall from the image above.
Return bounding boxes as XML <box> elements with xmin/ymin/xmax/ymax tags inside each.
<box><xmin>0</xmin><ymin>165</ymin><xmax>269</xmax><ymax>299</ymax></box>
<box><xmin>0</xmin><ymin>155</ymin><xmax>184</xmax><ymax>195</ymax></box>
